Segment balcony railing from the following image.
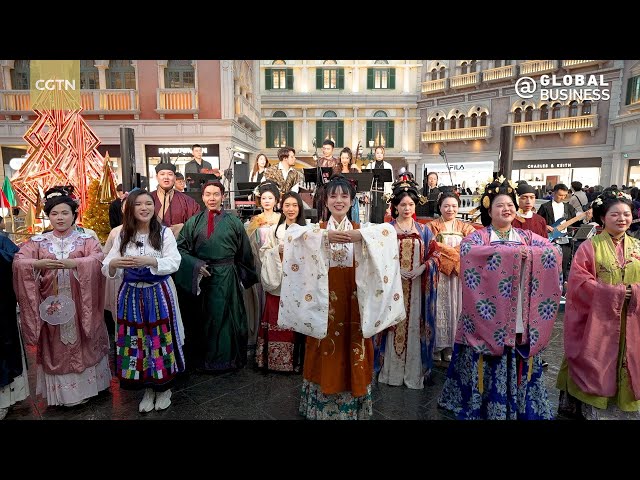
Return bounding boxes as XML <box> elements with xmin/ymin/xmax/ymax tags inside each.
<box><xmin>235</xmin><ymin>95</ymin><xmax>260</xmax><ymax>131</ymax></box>
<box><xmin>482</xmin><ymin>64</ymin><xmax>516</xmax><ymax>83</ymax></box>
<box><xmin>519</xmin><ymin>60</ymin><xmax>559</xmax><ymax>76</ymax></box>
<box><xmin>449</xmin><ymin>72</ymin><xmax>481</xmax><ymax>89</ymax></box>
<box><xmin>421</xmin><ymin>78</ymin><xmax>448</xmax><ymax>94</ymax></box>
<box><xmin>156</xmin><ymin>88</ymin><xmax>198</xmax><ymax>118</ymax></box>
<box><xmin>511</xmin><ymin>114</ymin><xmax>598</xmax><ymax>138</ymax></box>
<box><xmin>0</xmin><ymin>91</ymin><xmax>31</xmax><ymax>116</ymax></box>
<box><xmin>561</xmin><ymin>60</ymin><xmax>606</xmax><ymax>69</ymax></box>
<box><xmin>421</xmin><ymin>126</ymin><xmax>491</xmax><ymax>143</ymax></box>
<box><xmin>80</xmin><ymin>89</ymin><xmax>139</xmax><ymax>117</ymax></box>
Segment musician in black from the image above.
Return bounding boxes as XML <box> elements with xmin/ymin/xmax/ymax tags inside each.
<box><xmin>422</xmin><ymin>171</ymin><xmax>441</xmax><ymax>218</ymax></box>
<box><xmin>537</xmin><ymin>183</ymin><xmax>592</xmax><ymax>286</ymax></box>
<box><xmin>363</xmin><ymin>146</ymin><xmax>394</xmax><ymax>223</ymax></box>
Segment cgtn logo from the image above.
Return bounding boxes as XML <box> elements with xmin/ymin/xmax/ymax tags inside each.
<box><xmin>515</xmin><ymin>74</ymin><xmax>610</xmax><ymax>101</ymax></box>
<box><xmin>35</xmin><ymin>79</ymin><xmax>76</xmax><ymax>91</ymax></box>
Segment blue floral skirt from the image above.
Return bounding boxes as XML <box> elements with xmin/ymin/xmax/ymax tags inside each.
<box><xmin>437</xmin><ymin>344</ymin><xmax>553</xmax><ymax>420</ymax></box>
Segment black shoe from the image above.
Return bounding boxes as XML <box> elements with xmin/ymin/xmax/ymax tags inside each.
<box><xmin>541</xmin><ymin>359</ymin><xmax>549</xmax><ymax>368</ymax></box>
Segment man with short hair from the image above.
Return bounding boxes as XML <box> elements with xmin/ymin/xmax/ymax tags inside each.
<box><xmin>513</xmin><ymin>182</ymin><xmax>548</xmax><ymax>237</ymax></box>
<box><xmin>318</xmin><ymin>139</ymin><xmax>339</xmax><ymax>170</ymax></box>
<box><xmin>175</xmin><ymin>172</ymin><xmax>186</xmax><ymax>192</ymax></box>
<box><xmin>568</xmin><ymin>181</ymin><xmax>589</xmax><ymax>212</ymax></box>
<box><xmin>151</xmin><ymin>162</ymin><xmax>201</xmax><ymax>237</ymax></box>
<box><xmin>184</xmin><ymin>144</ymin><xmax>214</xmax><ymax>174</ymax></box>
<box><xmin>262</xmin><ymin>147</ymin><xmax>304</xmax><ymax>194</ymax></box>
<box><xmin>422</xmin><ymin>171</ymin><xmax>441</xmax><ymax>217</ymax></box>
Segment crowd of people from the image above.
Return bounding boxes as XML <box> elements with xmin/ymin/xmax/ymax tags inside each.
<box><xmin>1</xmin><ymin>144</ymin><xmax>639</xmax><ymax>421</ymax></box>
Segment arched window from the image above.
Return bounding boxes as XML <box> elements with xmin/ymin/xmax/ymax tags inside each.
<box><xmin>480</xmin><ymin>112</ymin><xmax>487</xmax><ymax>126</ymax></box>
<box><xmin>323</xmin><ymin>110</ymin><xmax>337</xmax><ymax>117</ymax></box>
<box><xmin>582</xmin><ymin>100</ymin><xmax>592</xmax><ymax>115</ymax></box>
<box><xmin>439</xmin><ymin>66</ymin><xmax>446</xmax><ymax>79</ymax></box>
<box><xmin>540</xmin><ymin>104</ymin><xmax>549</xmax><ymax>120</ymax></box>
<box><xmin>439</xmin><ymin>117</ymin><xmax>445</xmax><ymax>130</ymax></box>
<box><xmin>552</xmin><ymin>102</ymin><xmax>561</xmax><ymax>119</ymax></box>
<box><xmin>373</xmin><ymin>110</ymin><xmax>387</xmax><ymax>117</ymax></box>
<box><xmin>458</xmin><ymin>115</ymin><xmax>465</xmax><ymax>129</ymax></box>
<box><xmin>273</xmin><ymin>111</ymin><xmax>287</xmax><ymax>117</ymax></box>
<box><xmin>431</xmin><ymin>118</ymin><xmax>437</xmax><ymax>131</ymax></box>
<box><xmin>524</xmin><ymin>106</ymin><xmax>533</xmax><ymax>122</ymax></box>
<box><xmin>80</xmin><ymin>60</ymin><xmax>99</xmax><ymax>89</ymax></box>
<box><xmin>431</xmin><ymin>68</ymin><xmax>438</xmax><ymax>81</ymax></box>
<box><xmin>108</xmin><ymin>60</ymin><xmax>136</xmax><ymax>89</ymax></box>
<box><xmin>165</xmin><ymin>60</ymin><xmax>195</xmax><ymax>88</ymax></box>
<box><xmin>568</xmin><ymin>100</ymin><xmax>578</xmax><ymax>117</ymax></box>
<box><xmin>461</xmin><ymin>61</ymin><xmax>468</xmax><ymax>75</ymax></box>
<box><xmin>374</xmin><ymin>60</ymin><xmax>389</xmax><ymax>64</ymax></box>
<box><xmin>323</xmin><ymin>60</ymin><xmax>337</xmax><ymax>65</ymax></box>
<box><xmin>11</xmin><ymin>60</ymin><xmax>29</xmax><ymax>90</ymax></box>
<box><xmin>514</xmin><ymin>108</ymin><xmax>522</xmax><ymax>123</ymax></box>
<box><xmin>470</xmin><ymin>113</ymin><xmax>478</xmax><ymax>127</ymax></box>
<box><xmin>450</xmin><ymin>116</ymin><xmax>457</xmax><ymax>129</ymax></box>
<box><xmin>272</xmin><ymin>60</ymin><xmax>286</xmax><ymax>65</ymax></box>
<box><xmin>469</xmin><ymin>60</ymin><xmax>477</xmax><ymax>73</ymax></box>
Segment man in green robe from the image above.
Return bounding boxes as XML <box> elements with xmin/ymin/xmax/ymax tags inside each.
<box><xmin>175</xmin><ymin>181</ymin><xmax>258</xmax><ymax>372</ymax></box>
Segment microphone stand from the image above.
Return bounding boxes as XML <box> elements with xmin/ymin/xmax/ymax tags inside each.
<box><xmin>223</xmin><ymin>147</ymin><xmax>234</xmax><ymax>210</ymax></box>
<box><xmin>439</xmin><ymin>144</ymin><xmax>455</xmax><ymax>187</ymax></box>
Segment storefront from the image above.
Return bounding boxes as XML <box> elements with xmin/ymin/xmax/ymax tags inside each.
<box><xmin>422</xmin><ymin>161</ymin><xmax>494</xmax><ymax>192</ymax></box>
<box><xmin>145</xmin><ymin>144</ymin><xmax>220</xmax><ymax>191</ymax></box>
<box><xmin>627</xmin><ymin>159</ymin><xmax>640</xmax><ymax>188</ymax></box>
<box><xmin>512</xmin><ymin>158</ymin><xmax>602</xmax><ymax>191</ymax></box>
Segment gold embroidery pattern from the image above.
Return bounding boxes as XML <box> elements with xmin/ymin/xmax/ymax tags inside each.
<box><xmin>383</xmin><ymin>275</ymin><xmax>389</xmax><ymax>284</ymax></box>
<box><xmin>382</xmin><ymin>229</ymin><xmax>389</xmax><ymax>237</ymax></box>
<box><xmin>305</xmin><ymin>294</ymin><xmax>313</xmax><ymax>302</ymax></box>
<box><xmin>393</xmin><ymin>293</ymin><xmax>400</xmax><ymax>301</ymax></box>
<box><xmin>291</xmin><ymin>264</ymin><xmax>299</xmax><ymax>272</ymax></box>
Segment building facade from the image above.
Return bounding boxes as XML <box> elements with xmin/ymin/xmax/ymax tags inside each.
<box><xmin>258</xmin><ymin>60</ymin><xmax>422</xmax><ymax>177</ymax></box>
<box><xmin>0</xmin><ymin>60</ymin><xmax>261</xmax><ymax>192</ymax></box>
<box><xmin>418</xmin><ymin>60</ymin><xmax>633</xmax><ymax>192</ymax></box>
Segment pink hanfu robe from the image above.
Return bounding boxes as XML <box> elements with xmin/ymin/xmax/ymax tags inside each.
<box><xmin>13</xmin><ymin>230</ymin><xmax>111</xmax><ymax>406</ymax></box>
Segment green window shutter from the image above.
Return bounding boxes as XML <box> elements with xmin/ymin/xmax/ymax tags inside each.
<box><xmin>627</xmin><ymin>77</ymin><xmax>636</xmax><ymax>105</ymax></box>
<box><xmin>316</xmin><ymin>121</ymin><xmax>323</xmax><ymax>143</ymax></box>
<box><xmin>337</xmin><ymin>68</ymin><xmax>345</xmax><ymax>89</ymax></box>
<box><xmin>287</xmin><ymin>121</ymin><xmax>294</xmax><ymax>147</ymax></box>
<box><xmin>366</xmin><ymin>121</ymin><xmax>373</xmax><ymax>145</ymax></box>
<box><xmin>266</xmin><ymin>121</ymin><xmax>273</xmax><ymax>148</ymax></box>
<box><xmin>367</xmin><ymin>68</ymin><xmax>374</xmax><ymax>89</ymax></box>
<box><xmin>337</xmin><ymin>121</ymin><xmax>344</xmax><ymax>147</ymax></box>
<box><xmin>389</xmin><ymin>68</ymin><xmax>396</xmax><ymax>89</ymax></box>
<box><xmin>316</xmin><ymin>68</ymin><xmax>323</xmax><ymax>90</ymax></box>
<box><xmin>265</xmin><ymin>68</ymin><xmax>272</xmax><ymax>90</ymax></box>
<box><xmin>286</xmin><ymin>69</ymin><xmax>294</xmax><ymax>90</ymax></box>
<box><xmin>386</xmin><ymin>121</ymin><xmax>394</xmax><ymax>148</ymax></box>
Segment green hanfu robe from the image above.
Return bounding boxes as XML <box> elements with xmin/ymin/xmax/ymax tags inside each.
<box><xmin>175</xmin><ymin>210</ymin><xmax>259</xmax><ymax>371</ymax></box>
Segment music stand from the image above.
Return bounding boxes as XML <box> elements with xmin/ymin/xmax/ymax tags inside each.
<box><xmin>303</xmin><ymin>167</ymin><xmax>333</xmax><ymax>186</ymax></box>
<box><xmin>236</xmin><ymin>182</ymin><xmax>260</xmax><ymax>195</ymax></box>
<box><xmin>369</xmin><ymin>168</ymin><xmax>393</xmax><ymax>217</ymax></box>
<box><xmin>185</xmin><ymin>173</ymin><xmax>221</xmax><ymax>192</ymax></box>
<box><xmin>343</xmin><ymin>172</ymin><xmax>374</xmax><ymax>193</ymax></box>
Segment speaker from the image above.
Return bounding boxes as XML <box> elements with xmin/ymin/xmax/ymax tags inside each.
<box><xmin>120</xmin><ymin>127</ymin><xmax>136</xmax><ymax>191</ymax></box>
<box><xmin>498</xmin><ymin>125</ymin><xmax>514</xmax><ymax>179</ymax></box>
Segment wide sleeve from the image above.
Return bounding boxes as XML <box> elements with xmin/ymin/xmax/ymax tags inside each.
<box><xmin>12</xmin><ymin>241</ymin><xmax>42</xmax><ymax>345</ymax></box>
<box><xmin>175</xmin><ymin>214</ymin><xmax>206</xmax><ymax>296</ymax></box>
<box><xmin>150</xmin><ymin>228</ymin><xmax>181</xmax><ymax>276</ymax></box>
<box><xmin>278</xmin><ymin>224</ymin><xmax>329</xmax><ymax>338</ymax></box>
<box><xmin>73</xmin><ymin>238</ymin><xmax>107</xmax><ymax>338</ymax></box>
<box><xmin>356</xmin><ymin>223</ymin><xmax>406</xmax><ymax>338</ymax></box>
<box><xmin>234</xmin><ymin>218</ymin><xmax>259</xmax><ymax>289</ymax></box>
<box><xmin>102</xmin><ymin>231</ymin><xmax>124</xmax><ymax>279</ymax></box>
<box><xmin>259</xmin><ymin>225</ymin><xmax>283</xmax><ymax>294</ymax></box>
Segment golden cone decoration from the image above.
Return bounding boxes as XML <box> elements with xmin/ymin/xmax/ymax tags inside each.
<box><xmin>98</xmin><ymin>153</ymin><xmax>117</xmax><ymax>204</ymax></box>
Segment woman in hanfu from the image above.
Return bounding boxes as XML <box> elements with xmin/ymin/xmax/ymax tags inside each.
<box><xmin>437</xmin><ymin>178</ymin><xmax>562</xmax><ymax>420</ymax></box>
<box><xmin>427</xmin><ymin>190</ymin><xmax>477</xmax><ymax>363</ymax></box>
<box><xmin>244</xmin><ymin>182</ymin><xmax>282</xmax><ymax>355</ymax></box>
<box><xmin>374</xmin><ymin>179</ymin><xmax>439</xmax><ymax>390</ymax></box>
<box><xmin>557</xmin><ymin>189</ymin><xmax>640</xmax><ymax>420</ymax></box>
<box><xmin>175</xmin><ymin>181</ymin><xmax>258</xmax><ymax>372</ymax></box>
<box><xmin>278</xmin><ymin>175</ymin><xmax>405</xmax><ymax>420</ymax></box>
<box><xmin>13</xmin><ymin>187</ymin><xmax>111</xmax><ymax>407</ymax></box>
<box><xmin>102</xmin><ymin>189</ymin><xmax>185</xmax><ymax>413</ymax></box>
<box><xmin>256</xmin><ymin>191</ymin><xmax>307</xmax><ymax>372</ymax></box>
